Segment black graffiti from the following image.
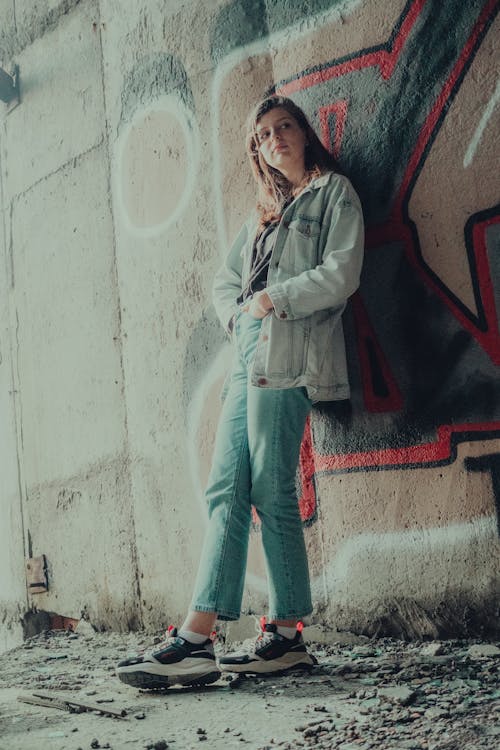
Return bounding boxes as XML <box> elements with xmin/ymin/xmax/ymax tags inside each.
<box><xmin>465</xmin><ymin>454</ymin><xmax>500</xmax><ymax>536</ymax></box>
<box><xmin>184</xmin><ymin>0</ymin><xmax>500</xmax><ymax>470</ymax></box>
<box><xmin>120</xmin><ymin>53</ymin><xmax>195</xmax><ymax>126</ymax></box>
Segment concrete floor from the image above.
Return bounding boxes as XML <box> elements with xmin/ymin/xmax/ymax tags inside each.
<box><xmin>0</xmin><ymin>627</ymin><xmax>498</xmax><ymax>750</ymax></box>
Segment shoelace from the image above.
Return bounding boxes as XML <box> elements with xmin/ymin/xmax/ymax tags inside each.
<box><xmin>237</xmin><ymin>631</ymin><xmax>275</xmax><ymax>655</ymax></box>
<box><xmin>236</xmin><ymin>617</ymin><xmax>276</xmax><ymax>654</ymax></box>
<box><xmin>152</xmin><ymin>625</ymin><xmax>216</xmax><ymax>650</ymax></box>
<box><xmin>137</xmin><ymin>625</ymin><xmax>178</xmax><ymax>656</ymax></box>
<box><xmin>225</xmin><ymin>618</ymin><xmax>304</xmax><ymax>655</ymax></box>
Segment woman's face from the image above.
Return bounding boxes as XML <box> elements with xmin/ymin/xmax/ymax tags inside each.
<box><xmin>255</xmin><ymin>107</ymin><xmax>307</xmax><ymax>175</ymax></box>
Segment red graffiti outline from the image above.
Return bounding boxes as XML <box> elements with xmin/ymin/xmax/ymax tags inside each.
<box><xmin>279</xmin><ymin>0</ymin><xmax>500</xmax><ymax>364</ymax></box>
<box><xmin>468</xmin><ymin>213</ymin><xmax>500</xmax><ymax>347</ymax></box>
<box><xmin>298</xmin><ymin>416</ymin><xmax>316</xmax><ymax>522</ymax></box>
<box><xmin>318</xmin><ymin>100</ymin><xmax>348</xmax><ymax>160</ymax></box>
<box><xmin>351</xmin><ymin>293</ymin><xmax>405</xmax><ymax>413</ymax></box>
<box><xmin>315</xmin><ymin>421</ymin><xmax>500</xmax><ymax>472</ymax></box>
<box><xmin>278</xmin><ymin>0</ymin><xmax>427</xmax><ymax>92</ymax></box>
<box><xmin>275</xmin><ymin>0</ymin><xmax>500</xmax><ymax>487</ymax></box>
<box><xmin>393</xmin><ymin>1</ymin><xmax>500</xmax><ymax>364</ymax></box>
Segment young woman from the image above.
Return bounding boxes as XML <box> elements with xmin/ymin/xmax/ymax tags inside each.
<box><xmin>117</xmin><ymin>95</ymin><xmax>364</xmax><ymax>689</ymax></box>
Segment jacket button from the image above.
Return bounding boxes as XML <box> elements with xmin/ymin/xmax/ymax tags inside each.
<box><xmin>279</xmin><ymin>311</ymin><xmax>287</xmax><ymax>319</ymax></box>
<box><xmin>258</xmin><ymin>377</ymin><xmax>268</xmax><ymax>385</ymax></box>
<box><xmin>262</xmin><ymin>334</ymin><xmax>269</xmax><ymax>341</ymax></box>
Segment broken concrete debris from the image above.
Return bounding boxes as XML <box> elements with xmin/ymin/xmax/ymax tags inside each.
<box><xmin>0</xmin><ymin>629</ymin><xmax>498</xmax><ymax>749</ymax></box>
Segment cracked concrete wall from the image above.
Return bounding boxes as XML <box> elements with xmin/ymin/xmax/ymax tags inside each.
<box><xmin>0</xmin><ymin>0</ymin><xmax>141</xmax><ymax>649</ymax></box>
<box><xmin>0</xmin><ymin>0</ymin><xmax>499</xmax><ymax>650</ymax></box>
<box><xmin>0</xmin><ymin>124</ymin><xmax>27</xmax><ymax>653</ymax></box>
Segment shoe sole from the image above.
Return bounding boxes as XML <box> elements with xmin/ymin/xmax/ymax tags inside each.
<box><xmin>219</xmin><ymin>654</ymin><xmax>317</xmax><ymax>675</ymax></box>
<box><xmin>117</xmin><ymin>669</ymin><xmax>221</xmax><ymax>690</ymax></box>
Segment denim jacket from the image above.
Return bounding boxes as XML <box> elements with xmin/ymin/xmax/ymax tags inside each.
<box><xmin>213</xmin><ymin>171</ymin><xmax>364</xmax><ymax>402</ymax></box>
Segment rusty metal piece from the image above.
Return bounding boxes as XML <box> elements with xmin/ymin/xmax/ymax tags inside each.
<box><xmin>25</xmin><ymin>555</ymin><xmax>48</xmax><ymax>594</ymax></box>
<box><xmin>49</xmin><ymin>614</ymin><xmax>79</xmax><ymax>631</ymax></box>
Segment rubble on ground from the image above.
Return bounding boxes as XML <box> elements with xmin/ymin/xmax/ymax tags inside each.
<box><xmin>0</xmin><ymin>629</ymin><xmax>498</xmax><ymax>749</ymax></box>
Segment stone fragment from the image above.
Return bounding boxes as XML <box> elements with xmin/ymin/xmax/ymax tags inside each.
<box><xmin>424</xmin><ymin>707</ymin><xmax>449</xmax><ymax>720</ymax></box>
<box><xmin>420</xmin><ymin>642</ymin><xmax>444</xmax><ymax>656</ymax></box>
<box><xmin>484</xmin><ymin>726</ymin><xmax>500</xmax><ymax>736</ymax></box>
<box><xmin>377</xmin><ymin>686</ymin><xmax>417</xmax><ymax>706</ymax></box>
<box><xmin>361</xmin><ymin>697</ymin><xmax>381</xmax><ymax>709</ymax></box>
<box><xmin>76</xmin><ymin>619</ymin><xmax>96</xmax><ymax>637</ymax></box>
<box><xmin>352</xmin><ymin>646</ymin><xmax>377</xmax><ymax>657</ymax></box>
<box><xmin>467</xmin><ymin>644</ymin><xmax>500</xmax><ymax>658</ymax></box>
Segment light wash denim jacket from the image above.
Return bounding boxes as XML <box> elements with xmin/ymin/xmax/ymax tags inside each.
<box><xmin>213</xmin><ymin>171</ymin><xmax>364</xmax><ymax>402</ymax></box>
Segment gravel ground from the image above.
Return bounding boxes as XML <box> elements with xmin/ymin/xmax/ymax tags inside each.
<box><xmin>0</xmin><ymin>626</ymin><xmax>498</xmax><ymax>750</ymax></box>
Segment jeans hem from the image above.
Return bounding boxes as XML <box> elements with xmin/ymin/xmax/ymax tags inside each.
<box><xmin>267</xmin><ymin>608</ymin><xmax>313</xmax><ymax>621</ymax></box>
<box><xmin>191</xmin><ymin>604</ymin><xmax>241</xmax><ymax>622</ymax></box>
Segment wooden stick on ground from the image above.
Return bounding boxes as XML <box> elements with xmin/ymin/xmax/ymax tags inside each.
<box><xmin>17</xmin><ymin>692</ymin><xmax>127</xmax><ymax>719</ymax></box>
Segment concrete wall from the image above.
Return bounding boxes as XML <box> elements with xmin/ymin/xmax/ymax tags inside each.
<box><xmin>0</xmin><ymin>0</ymin><xmax>499</xmax><ymax>648</ymax></box>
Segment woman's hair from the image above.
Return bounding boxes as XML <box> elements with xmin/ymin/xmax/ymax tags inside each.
<box><xmin>246</xmin><ymin>95</ymin><xmax>340</xmax><ymax>228</ymax></box>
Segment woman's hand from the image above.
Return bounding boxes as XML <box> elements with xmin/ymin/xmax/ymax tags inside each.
<box><xmin>242</xmin><ymin>290</ymin><xmax>274</xmax><ymax>319</ymax></box>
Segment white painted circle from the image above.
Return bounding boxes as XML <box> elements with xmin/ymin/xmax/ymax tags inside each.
<box><xmin>116</xmin><ymin>95</ymin><xmax>199</xmax><ymax>237</ymax></box>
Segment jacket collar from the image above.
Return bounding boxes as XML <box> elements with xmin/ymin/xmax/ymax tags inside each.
<box><xmin>308</xmin><ymin>171</ymin><xmax>334</xmax><ymax>190</ymax></box>
<box><xmin>280</xmin><ymin>171</ymin><xmax>334</xmax><ymax>217</ymax></box>
<box><xmin>249</xmin><ymin>171</ymin><xmax>335</xmax><ymax>230</ymax></box>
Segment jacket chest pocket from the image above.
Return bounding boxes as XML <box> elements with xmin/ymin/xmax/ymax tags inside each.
<box><xmin>282</xmin><ymin>215</ymin><xmax>322</xmax><ymax>273</ymax></box>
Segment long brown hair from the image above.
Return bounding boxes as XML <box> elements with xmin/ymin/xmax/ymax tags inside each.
<box><xmin>246</xmin><ymin>96</ymin><xmax>340</xmax><ymax>229</ymax></box>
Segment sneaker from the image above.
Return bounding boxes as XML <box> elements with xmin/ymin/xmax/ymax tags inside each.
<box><xmin>218</xmin><ymin>621</ymin><xmax>317</xmax><ymax>675</ymax></box>
<box><xmin>116</xmin><ymin>627</ymin><xmax>221</xmax><ymax>689</ymax></box>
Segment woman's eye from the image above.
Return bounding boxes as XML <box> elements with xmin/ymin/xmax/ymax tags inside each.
<box><xmin>259</xmin><ymin>131</ymin><xmax>270</xmax><ymax>142</ymax></box>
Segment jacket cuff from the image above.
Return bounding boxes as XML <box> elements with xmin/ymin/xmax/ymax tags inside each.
<box><xmin>266</xmin><ymin>284</ymin><xmax>293</xmax><ymax>320</ymax></box>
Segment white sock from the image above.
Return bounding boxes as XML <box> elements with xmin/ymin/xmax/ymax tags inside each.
<box><xmin>276</xmin><ymin>625</ymin><xmax>297</xmax><ymax>639</ymax></box>
<box><xmin>178</xmin><ymin>628</ymin><xmax>210</xmax><ymax>644</ymax></box>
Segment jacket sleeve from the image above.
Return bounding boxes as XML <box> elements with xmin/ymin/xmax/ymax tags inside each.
<box><xmin>212</xmin><ymin>219</ymin><xmax>249</xmax><ymax>334</ymax></box>
<box><xmin>265</xmin><ymin>177</ymin><xmax>364</xmax><ymax>320</ymax></box>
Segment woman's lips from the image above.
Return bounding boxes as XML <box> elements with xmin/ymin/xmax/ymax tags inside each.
<box><xmin>273</xmin><ymin>144</ymin><xmax>288</xmax><ymax>154</ymax></box>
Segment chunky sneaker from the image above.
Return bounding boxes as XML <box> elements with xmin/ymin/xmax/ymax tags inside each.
<box><xmin>116</xmin><ymin>627</ymin><xmax>220</xmax><ymax>689</ymax></box>
<box><xmin>219</xmin><ymin>621</ymin><xmax>317</xmax><ymax>675</ymax></box>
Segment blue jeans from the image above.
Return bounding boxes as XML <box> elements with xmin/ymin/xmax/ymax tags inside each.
<box><xmin>190</xmin><ymin>311</ymin><xmax>313</xmax><ymax>621</ymax></box>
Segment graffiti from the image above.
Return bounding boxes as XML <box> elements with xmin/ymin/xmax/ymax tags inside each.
<box><xmin>313</xmin><ymin>513</ymin><xmax>499</xmax><ymax>633</ymax></box>
<box><xmin>5</xmin><ymin>0</ymin><xmax>499</xmax><ymax>641</ymax></box>
<box><xmin>183</xmin><ymin>0</ymin><xmax>500</xmax><ymax>543</ymax></box>
<box><xmin>272</xmin><ymin>0</ymin><xmax>500</xmax><ymax>461</ymax></box>
<box><xmin>115</xmin><ymin>55</ymin><xmax>199</xmax><ymax>236</ymax></box>
<box><xmin>465</xmin><ymin>454</ymin><xmax>500</xmax><ymax>535</ymax></box>
<box><xmin>464</xmin><ymin>78</ymin><xmax>500</xmax><ymax>168</ymax></box>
